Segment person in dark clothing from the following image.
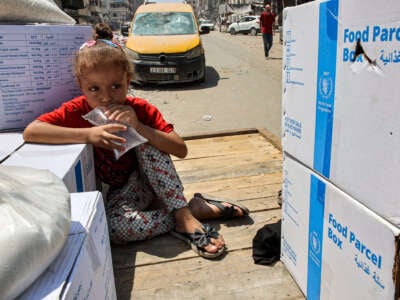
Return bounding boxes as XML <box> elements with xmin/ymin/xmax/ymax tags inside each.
<box><xmin>260</xmin><ymin>4</ymin><xmax>276</xmax><ymax>59</ymax></box>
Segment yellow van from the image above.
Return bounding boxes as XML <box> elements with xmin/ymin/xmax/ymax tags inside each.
<box><xmin>124</xmin><ymin>2</ymin><xmax>209</xmax><ymax>84</ymax></box>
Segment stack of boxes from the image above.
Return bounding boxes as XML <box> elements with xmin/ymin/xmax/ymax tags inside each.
<box><xmin>19</xmin><ymin>192</ymin><xmax>116</xmax><ymax>299</ymax></box>
<box><xmin>280</xmin><ymin>0</ymin><xmax>400</xmax><ymax>299</ymax></box>
<box><xmin>0</xmin><ymin>25</ymin><xmax>117</xmax><ymax>298</ymax></box>
<box><xmin>0</xmin><ymin>132</ymin><xmax>24</xmax><ymax>161</ymax></box>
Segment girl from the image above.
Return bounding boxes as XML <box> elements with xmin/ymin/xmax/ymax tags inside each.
<box><xmin>23</xmin><ymin>28</ymin><xmax>248</xmax><ymax>259</ymax></box>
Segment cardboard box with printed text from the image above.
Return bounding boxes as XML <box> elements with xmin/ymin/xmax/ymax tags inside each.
<box><xmin>3</xmin><ymin>143</ymin><xmax>96</xmax><ymax>192</ymax></box>
<box><xmin>0</xmin><ymin>25</ymin><xmax>92</xmax><ymax>132</ymax></box>
<box><xmin>282</xmin><ymin>0</ymin><xmax>400</xmax><ymax>225</ymax></box>
<box><xmin>281</xmin><ymin>154</ymin><xmax>400</xmax><ymax>299</ymax></box>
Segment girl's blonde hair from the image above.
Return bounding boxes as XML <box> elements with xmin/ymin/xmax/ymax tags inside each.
<box><xmin>73</xmin><ymin>29</ymin><xmax>133</xmax><ymax>80</ymax></box>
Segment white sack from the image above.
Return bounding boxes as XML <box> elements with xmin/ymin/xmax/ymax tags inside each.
<box><xmin>0</xmin><ymin>165</ymin><xmax>71</xmax><ymax>299</ymax></box>
<box><xmin>0</xmin><ymin>0</ymin><xmax>76</xmax><ymax>24</ymax></box>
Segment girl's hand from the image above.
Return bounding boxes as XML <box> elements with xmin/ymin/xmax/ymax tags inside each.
<box><xmin>87</xmin><ymin>123</ymin><xmax>127</xmax><ymax>151</ymax></box>
<box><xmin>103</xmin><ymin>104</ymin><xmax>140</xmax><ymax>129</ymax></box>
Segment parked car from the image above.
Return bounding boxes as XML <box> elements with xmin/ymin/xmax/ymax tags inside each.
<box><xmin>228</xmin><ymin>15</ymin><xmax>260</xmax><ymax>36</ymax></box>
<box><xmin>199</xmin><ymin>19</ymin><xmax>215</xmax><ymax>31</ymax></box>
<box><xmin>124</xmin><ymin>2</ymin><xmax>208</xmax><ymax>84</ymax></box>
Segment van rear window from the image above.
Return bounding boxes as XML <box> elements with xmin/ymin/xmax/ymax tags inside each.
<box><xmin>132</xmin><ymin>12</ymin><xmax>196</xmax><ymax>35</ymax></box>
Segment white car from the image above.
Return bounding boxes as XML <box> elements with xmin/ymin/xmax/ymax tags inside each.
<box><xmin>228</xmin><ymin>15</ymin><xmax>260</xmax><ymax>36</ymax></box>
<box><xmin>199</xmin><ymin>19</ymin><xmax>215</xmax><ymax>31</ymax></box>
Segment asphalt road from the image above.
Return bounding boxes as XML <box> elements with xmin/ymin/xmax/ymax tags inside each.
<box><xmin>129</xmin><ymin>30</ymin><xmax>283</xmax><ymax>138</ymax></box>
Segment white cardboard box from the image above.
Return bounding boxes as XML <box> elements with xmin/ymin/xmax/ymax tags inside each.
<box><xmin>0</xmin><ymin>25</ymin><xmax>92</xmax><ymax>131</ymax></box>
<box><xmin>282</xmin><ymin>0</ymin><xmax>400</xmax><ymax>225</ymax></box>
<box><xmin>281</xmin><ymin>154</ymin><xmax>400</xmax><ymax>299</ymax></box>
<box><xmin>0</xmin><ymin>132</ymin><xmax>24</xmax><ymax>161</ymax></box>
<box><xmin>3</xmin><ymin>143</ymin><xmax>96</xmax><ymax>192</ymax></box>
<box><xmin>19</xmin><ymin>191</ymin><xmax>117</xmax><ymax>300</ymax></box>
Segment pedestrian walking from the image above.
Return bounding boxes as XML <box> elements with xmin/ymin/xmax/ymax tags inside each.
<box><xmin>260</xmin><ymin>4</ymin><xmax>276</xmax><ymax>59</ymax></box>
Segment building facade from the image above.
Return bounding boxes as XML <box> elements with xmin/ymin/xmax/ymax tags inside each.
<box><xmin>57</xmin><ymin>0</ymin><xmax>313</xmax><ymax>31</ymax></box>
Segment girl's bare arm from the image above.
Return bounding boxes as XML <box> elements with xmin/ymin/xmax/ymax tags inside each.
<box><xmin>135</xmin><ymin>123</ymin><xmax>187</xmax><ymax>159</ymax></box>
<box><xmin>23</xmin><ymin>120</ymin><xmax>127</xmax><ymax>151</ymax></box>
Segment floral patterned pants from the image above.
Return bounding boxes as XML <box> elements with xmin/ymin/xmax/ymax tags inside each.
<box><xmin>105</xmin><ymin>144</ymin><xmax>188</xmax><ymax>243</ymax></box>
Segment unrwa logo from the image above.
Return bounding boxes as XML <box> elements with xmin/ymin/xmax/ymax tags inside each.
<box><xmin>310</xmin><ymin>230</ymin><xmax>321</xmax><ymax>255</ymax></box>
<box><xmin>318</xmin><ymin>73</ymin><xmax>333</xmax><ymax>99</ymax></box>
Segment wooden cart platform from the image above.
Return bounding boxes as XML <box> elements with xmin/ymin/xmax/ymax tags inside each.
<box><xmin>111</xmin><ymin>128</ymin><xmax>304</xmax><ymax>299</ymax></box>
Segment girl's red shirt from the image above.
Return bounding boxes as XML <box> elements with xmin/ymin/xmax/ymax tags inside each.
<box><xmin>37</xmin><ymin>95</ymin><xmax>174</xmax><ymax>187</ymax></box>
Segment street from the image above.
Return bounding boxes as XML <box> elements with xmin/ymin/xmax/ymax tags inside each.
<box><xmin>128</xmin><ymin>30</ymin><xmax>283</xmax><ymax>138</ymax></box>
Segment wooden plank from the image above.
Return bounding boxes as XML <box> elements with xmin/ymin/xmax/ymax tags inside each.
<box><xmin>182</xmin><ymin>173</ymin><xmax>283</xmax><ymax>212</ymax></box>
<box><xmin>183</xmin><ymin>190</ymin><xmax>282</xmax><ymax>213</ymax></box>
<box><xmin>111</xmin><ymin>131</ymin><xmax>294</xmax><ymax>299</ymax></box>
<box><xmin>112</xmin><ymin>209</ymin><xmax>281</xmax><ymax>268</ymax></box>
<box><xmin>182</xmin><ymin>172</ymin><xmax>283</xmax><ymax>201</ymax></box>
<box><xmin>240</xmin><ymin>196</ymin><xmax>282</xmax><ymax>212</ymax></box>
<box><xmin>115</xmin><ymin>249</ymin><xmax>304</xmax><ymax>300</ymax></box>
<box><xmin>257</xmin><ymin>127</ymin><xmax>282</xmax><ymax>151</ymax></box>
<box><xmin>181</xmin><ymin>128</ymin><xmax>260</xmax><ymax>140</ymax></box>
<box><xmin>175</xmin><ymin>132</ymin><xmax>281</xmax><ymax>160</ymax></box>
<box><xmin>175</xmin><ymin>152</ymin><xmax>283</xmax><ymax>184</ymax></box>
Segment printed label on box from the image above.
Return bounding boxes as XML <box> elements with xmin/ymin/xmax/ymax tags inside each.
<box><xmin>0</xmin><ymin>25</ymin><xmax>92</xmax><ymax>131</ymax></box>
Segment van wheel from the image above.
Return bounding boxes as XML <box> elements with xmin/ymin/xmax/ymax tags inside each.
<box><xmin>250</xmin><ymin>28</ymin><xmax>257</xmax><ymax>36</ymax></box>
<box><xmin>229</xmin><ymin>28</ymin><xmax>236</xmax><ymax>35</ymax></box>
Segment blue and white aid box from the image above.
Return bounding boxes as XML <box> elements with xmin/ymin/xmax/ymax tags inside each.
<box><xmin>0</xmin><ymin>25</ymin><xmax>92</xmax><ymax>131</ymax></box>
<box><xmin>281</xmin><ymin>155</ymin><xmax>400</xmax><ymax>300</ymax></box>
<box><xmin>0</xmin><ymin>132</ymin><xmax>24</xmax><ymax>161</ymax></box>
<box><xmin>3</xmin><ymin>143</ymin><xmax>95</xmax><ymax>192</ymax></box>
<box><xmin>282</xmin><ymin>0</ymin><xmax>400</xmax><ymax>225</ymax></box>
<box><xmin>19</xmin><ymin>191</ymin><xmax>117</xmax><ymax>300</ymax></box>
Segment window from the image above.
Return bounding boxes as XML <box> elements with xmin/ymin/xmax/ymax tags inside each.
<box><xmin>132</xmin><ymin>12</ymin><xmax>196</xmax><ymax>35</ymax></box>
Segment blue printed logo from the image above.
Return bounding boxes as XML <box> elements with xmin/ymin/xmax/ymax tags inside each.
<box><xmin>318</xmin><ymin>74</ymin><xmax>333</xmax><ymax>99</ymax></box>
<box><xmin>310</xmin><ymin>230</ymin><xmax>321</xmax><ymax>255</ymax></box>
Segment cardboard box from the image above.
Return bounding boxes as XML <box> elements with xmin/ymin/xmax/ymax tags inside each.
<box><xmin>281</xmin><ymin>154</ymin><xmax>400</xmax><ymax>299</ymax></box>
<box><xmin>19</xmin><ymin>191</ymin><xmax>117</xmax><ymax>300</ymax></box>
<box><xmin>0</xmin><ymin>25</ymin><xmax>92</xmax><ymax>131</ymax></box>
<box><xmin>3</xmin><ymin>143</ymin><xmax>96</xmax><ymax>192</ymax></box>
<box><xmin>0</xmin><ymin>132</ymin><xmax>24</xmax><ymax>162</ymax></box>
<box><xmin>282</xmin><ymin>0</ymin><xmax>400</xmax><ymax>225</ymax></box>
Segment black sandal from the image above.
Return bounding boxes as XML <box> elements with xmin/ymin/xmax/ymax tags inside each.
<box><xmin>171</xmin><ymin>224</ymin><xmax>226</xmax><ymax>259</ymax></box>
<box><xmin>192</xmin><ymin>192</ymin><xmax>250</xmax><ymax>220</ymax></box>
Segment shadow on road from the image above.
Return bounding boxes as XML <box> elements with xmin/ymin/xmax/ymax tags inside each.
<box><xmin>131</xmin><ymin>66</ymin><xmax>220</xmax><ymax>92</ymax></box>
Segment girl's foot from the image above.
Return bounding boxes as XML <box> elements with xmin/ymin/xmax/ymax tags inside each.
<box><xmin>174</xmin><ymin>207</ymin><xmax>225</xmax><ymax>255</ymax></box>
<box><xmin>188</xmin><ymin>193</ymin><xmax>249</xmax><ymax>220</ymax></box>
